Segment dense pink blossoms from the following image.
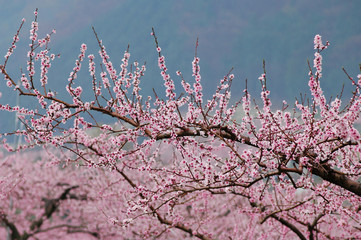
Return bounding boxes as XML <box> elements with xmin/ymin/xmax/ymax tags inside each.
<box><xmin>1</xmin><ymin>11</ymin><xmax>361</xmax><ymax>240</ymax></box>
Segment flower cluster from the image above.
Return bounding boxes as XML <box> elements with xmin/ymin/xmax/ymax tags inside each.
<box><xmin>158</xmin><ymin>54</ymin><xmax>175</xmax><ymax>99</ymax></box>
<box><xmin>3</xmin><ymin>19</ymin><xmax>25</xmax><ymax>68</ymax></box>
<box><xmin>314</xmin><ymin>34</ymin><xmax>329</xmax><ymax>50</ymax></box>
<box><xmin>30</xmin><ymin>20</ymin><xmax>38</xmax><ymax>42</ymax></box>
<box><xmin>192</xmin><ymin>57</ymin><xmax>203</xmax><ymax>103</ymax></box>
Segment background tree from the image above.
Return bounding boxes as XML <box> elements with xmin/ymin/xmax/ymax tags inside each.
<box><xmin>0</xmin><ymin>151</ymin><xmax>103</xmax><ymax>239</ymax></box>
<box><xmin>1</xmin><ymin>11</ymin><xmax>361</xmax><ymax>239</ymax></box>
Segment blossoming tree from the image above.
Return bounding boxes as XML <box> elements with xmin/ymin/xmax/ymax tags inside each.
<box><xmin>0</xmin><ymin>151</ymin><xmax>121</xmax><ymax>239</ymax></box>
<box><xmin>1</xmin><ymin>11</ymin><xmax>361</xmax><ymax>239</ymax></box>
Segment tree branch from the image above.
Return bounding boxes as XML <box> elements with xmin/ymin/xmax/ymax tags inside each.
<box><xmin>270</xmin><ymin>215</ymin><xmax>307</xmax><ymax>240</ymax></box>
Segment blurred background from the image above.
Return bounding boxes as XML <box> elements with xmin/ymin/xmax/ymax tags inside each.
<box><xmin>0</xmin><ymin>0</ymin><xmax>360</xmax><ymax>133</ymax></box>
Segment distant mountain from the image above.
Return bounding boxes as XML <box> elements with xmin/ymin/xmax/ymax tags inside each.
<box><xmin>0</xmin><ymin>0</ymin><xmax>360</xmax><ymax>134</ymax></box>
